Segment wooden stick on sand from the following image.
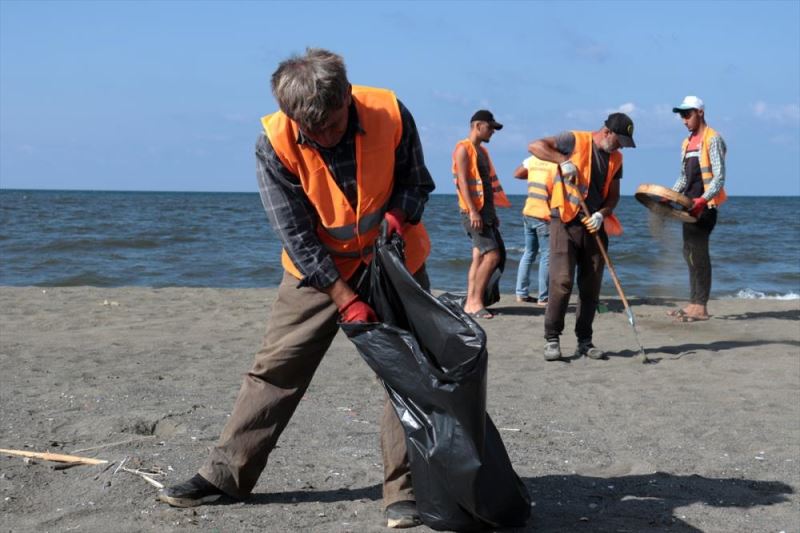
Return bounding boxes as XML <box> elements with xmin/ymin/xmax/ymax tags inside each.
<box><xmin>121</xmin><ymin>467</ymin><xmax>165</xmax><ymax>489</ymax></box>
<box><xmin>0</xmin><ymin>448</ymin><xmax>108</xmax><ymax>465</ymax></box>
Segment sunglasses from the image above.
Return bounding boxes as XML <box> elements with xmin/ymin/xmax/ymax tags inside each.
<box><xmin>678</xmin><ymin>109</ymin><xmax>695</xmax><ymax>119</ymax></box>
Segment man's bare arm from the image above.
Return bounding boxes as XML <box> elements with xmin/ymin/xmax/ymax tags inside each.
<box><xmin>598</xmin><ymin>177</ymin><xmax>621</xmax><ymax>217</ymax></box>
<box><xmin>454</xmin><ymin>145</ymin><xmax>483</xmax><ymax>231</ymax></box>
<box><xmin>529</xmin><ymin>136</ymin><xmax>569</xmax><ymax>164</ymax></box>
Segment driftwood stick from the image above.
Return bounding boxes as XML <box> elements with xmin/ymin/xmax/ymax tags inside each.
<box><xmin>122</xmin><ymin>467</ymin><xmax>164</xmax><ymax>489</ymax></box>
<box><xmin>121</xmin><ymin>467</ymin><xmax>165</xmax><ymax>477</ymax></box>
<box><xmin>0</xmin><ymin>448</ymin><xmax>108</xmax><ymax>465</ymax></box>
<box><xmin>113</xmin><ymin>457</ymin><xmax>128</xmax><ymax>475</ymax></box>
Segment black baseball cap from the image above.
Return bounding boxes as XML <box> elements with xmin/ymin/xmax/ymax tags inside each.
<box><xmin>470</xmin><ymin>109</ymin><xmax>503</xmax><ymax>130</ymax></box>
<box><xmin>604</xmin><ymin>112</ymin><xmax>636</xmax><ymax>148</ymax></box>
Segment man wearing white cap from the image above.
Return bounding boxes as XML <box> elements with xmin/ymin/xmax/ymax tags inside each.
<box><xmin>669</xmin><ymin>96</ymin><xmax>728</xmax><ymax>322</ymax></box>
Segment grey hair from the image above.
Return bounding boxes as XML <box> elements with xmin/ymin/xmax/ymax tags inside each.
<box><xmin>271</xmin><ymin>48</ymin><xmax>350</xmax><ymax>132</ymax></box>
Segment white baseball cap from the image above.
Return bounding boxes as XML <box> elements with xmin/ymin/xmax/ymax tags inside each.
<box><xmin>672</xmin><ymin>95</ymin><xmax>705</xmax><ymax>113</ymax></box>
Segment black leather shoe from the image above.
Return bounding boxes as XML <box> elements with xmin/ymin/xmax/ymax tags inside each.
<box><xmin>385</xmin><ymin>500</ymin><xmax>422</xmax><ymax>528</ymax></box>
<box><xmin>158</xmin><ymin>474</ymin><xmax>225</xmax><ymax>507</ymax></box>
<box><xmin>576</xmin><ymin>342</ymin><xmax>605</xmax><ymax>360</ymax></box>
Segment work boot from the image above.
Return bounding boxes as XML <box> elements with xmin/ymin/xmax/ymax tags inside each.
<box><xmin>158</xmin><ymin>474</ymin><xmax>226</xmax><ymax>507</ymax></box>
<box><xmin>544</xmin><ymin>340</ymin><xmax>562</xmax><ymax>361</ymax></box>
<box><xmin>385</xmin><ymin>500</ymin><xmax>422</xmax><ymax>529</ymax></box>
<box><xmin>576</xmin><ymin>342</ymin><xmax>605</xmax><ymax>360</ymax></box>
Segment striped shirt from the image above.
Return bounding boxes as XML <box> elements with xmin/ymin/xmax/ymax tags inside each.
<box><xmin>672</xmin><ymin>133</ymin><xmax>727</xmax><ymax>202</ymax></box>
<box><xmin>256</xmin><ymin>99</ymin><xmax>434</xmax><ymax>290</ymax></box>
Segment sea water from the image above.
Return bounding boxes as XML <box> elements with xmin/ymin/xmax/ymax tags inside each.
<box><xmin>1</xmin><ymin>190</ymin><xmax>798</xmax><ymax>300</ymax></box>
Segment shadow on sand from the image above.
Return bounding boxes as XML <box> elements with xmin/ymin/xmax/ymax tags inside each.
<box><xmin>519</xmin><ymin>472</ymin><xmax>793</xmax><ymax>532</ymax></box>
<box><xmin>716</xmin><ymin>308</ymin><xmax>800</xmax><ymax>321</ymax></box>
<box><xmin>244</xmin><ymin>483</ymin><xmax>381</xmax><ymax>505</ymax></box>
<box><xmin>611</xmin><ymin>339</ymin><xmax>800</xmax><ymax>361</ymax></box>
<box><xmin>237</xmin><ymin>472</ymin><xmax>792</xmax><ymax>532</ymax></box>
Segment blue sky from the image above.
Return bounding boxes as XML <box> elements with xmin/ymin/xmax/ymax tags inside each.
<box><xmin>1</xmin><ymin>0</ymin><xmax>798</xmax><ymax>196</ymax></box>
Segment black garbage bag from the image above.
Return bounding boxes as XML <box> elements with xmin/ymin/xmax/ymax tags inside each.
<box><xmin>340</xmin><ymin>235</ymin><xmax>530</xmax><ymax>531</ymax></box>
<box><xmin>482</xmin><ymin>226</ymin><xmax>506</xmax><ymax>308</ymax></box>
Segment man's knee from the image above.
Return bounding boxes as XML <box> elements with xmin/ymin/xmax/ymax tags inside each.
<box><xmin>550</xmin><ymin>267</ymin><xmax>573</xmax><ymax>291</ymax></box>
<box><xmin>482</xmin><ymin>248</ymin><xmax>500</xmax><ymax>267</ymax></box>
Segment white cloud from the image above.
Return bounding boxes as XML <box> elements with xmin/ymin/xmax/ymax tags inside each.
<box><xmin>616</xmin><ymin>102</ymin><xmax>637</xmax><ymax>115</ymax></box>
<box><xmin>752</xmin><ymin>101</ymin><xmax>800</xmax><ymax>123</ymax></box>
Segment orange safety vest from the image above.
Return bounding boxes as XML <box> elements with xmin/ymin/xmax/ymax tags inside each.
<box><xmin>681</xmin><ymin>125</ymin><xmax>727</xmax><ymax>207</ymax></box>
<box><xmin>262</xmin><ymin>85</ymin><xmax>430</xmax><ymax>281</ymax></box>
<box><xmin>521</xmin><ymin>155</ymin><xmax>555</xmax><ymax>221</ymax></box>
<box><xmin>550</xmin><ymin>131</ymin><xmax>624</xmax><ymax>236</ymax></box>
<box><xmin>451</xmin><ymin>139</ymin><xmax>511</xmax><ymax>212</ymax></box>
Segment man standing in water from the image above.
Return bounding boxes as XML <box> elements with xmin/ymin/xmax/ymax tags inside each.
<box><xmin>529</xmin><ymin>113</ymin><xmax>635</xmax><ymax>361</ymax></box>
<box><xmin>669</xmin><ymin>96</ymin><xmax>727</xmax><ymax>322</ymax></box>
<box><xmin>158</xmin><ymin>48</ymin><xmax>435</xmax><ymax>529</ymax></box>
<box><xmin>452</xmin><ymin>110</ymin><xmax>511</xmax><ymax>319</ymax></box>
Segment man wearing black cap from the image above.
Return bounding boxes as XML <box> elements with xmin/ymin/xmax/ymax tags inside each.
<box><xmin>528</xmin><ymin>113</ymin><xmax>635</xmax><ymax>361</ymax></box>
<box><xmin>452</xmin><ymin>110</ymin><xmax>511</xmax><ymax>318</ymax></box>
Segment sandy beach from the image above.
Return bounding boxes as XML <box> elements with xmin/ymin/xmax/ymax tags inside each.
<box><xmin>1</xmin><ymin>286</ymin><xmax>798</xmax><ymax>532</ymax></box>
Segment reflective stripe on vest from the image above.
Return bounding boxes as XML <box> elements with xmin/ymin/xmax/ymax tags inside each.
<box><xmin>681</xmin><ymin>125</ymin><xmax>727</xmax><ymax>207</ymax></box>
<box><xmin>522</xmin><ymin>155</ymin><xmax>556</xmax><ymax>220</ymax></box>
<box><xmin>451</xmin><ymin>139</ymin><xmax>511</xmax><ymax>211</ymax></box>
<box><xmin>263</xmin><ymin>85</ymin><xmax>430</xmax><ymax>280</ymax></box>
<box><xmin>322</xmin><ymin>201</ymin><xmax>388</xmax><ymax>241</ymax></box>
<box><xmin>528</xmin><ymin>183</ymin><xmax>548</xmax><ymax>200</ymax></box>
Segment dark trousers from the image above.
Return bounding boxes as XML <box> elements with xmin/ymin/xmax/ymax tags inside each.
<box><xmin>200</xmin><ymin>266</ymin><xmax>430</xmax><ymax>508</ymax></box>
<box><xmin>544</xmin><ymin>219</ymin><xmax>607</xmax><ymax>343</ymax></box>
<box><xmin>682</xmin><ymin>208</ymin><xmax>717</xmax><ymax>305</ymax></box>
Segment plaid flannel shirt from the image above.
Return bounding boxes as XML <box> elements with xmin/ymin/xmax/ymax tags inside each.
<box><xmin>256</xmin><ymin>99</ymin><xmax>434</xmax><ymax>290</ymax></box>
<box><xmin>672</xmin><ymin>133</ymin><xmax>726</xmax><ymax>202</ymax></box>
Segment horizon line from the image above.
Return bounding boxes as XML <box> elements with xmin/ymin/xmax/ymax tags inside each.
<box><xmin>1</xmin><ymin>187</ymin><xmax>798</xmax><ymax>198</ymax></box>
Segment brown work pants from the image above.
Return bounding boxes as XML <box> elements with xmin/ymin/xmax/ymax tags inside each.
<box><xmin>199</xmin><ymin>267</ymin><xmax>429</xmax><ymax>508</ymax></box>
<box><xmin>544</xmin><ymin>219</ymin><xmax>607</xmax><ymax>343</ymax></box>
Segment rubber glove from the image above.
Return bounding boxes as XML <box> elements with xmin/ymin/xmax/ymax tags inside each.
<box><xmin>581</xmin><ymin>211</ymin><xmax>604</xmax><ymax>233</ymax></box>
<box><xmin>382</xmin><ymin>208</ymin><xmax>406</xmax><ymax>240</ymax></box>
<box><xmin>689</xmin><ymin>197</ymin><xmax>708</xmax><ymax>217</ymax></box>
<box><xmin>559</xmin><ymin>160</ymin><xmax>578</xmax><ymax>182</ymax></box>
<box><xmin>338</xmin><ymin>294</ymin><xmax>378</xmax><ymax>323</ymax></box>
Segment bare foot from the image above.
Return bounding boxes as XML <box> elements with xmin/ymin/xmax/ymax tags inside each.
<box><xmin>675</xmin><ymin>314</ymin><xmax>710</xmax><ymax>323</ymax></box>
<box><xmin>667</xmin><ymin>307</ymin><xmax>690</xmax><ymax>317</ymax></box>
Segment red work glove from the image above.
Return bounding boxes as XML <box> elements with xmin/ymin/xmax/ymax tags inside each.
<box><xmin>689</xmin><ymin>197</ymin><xmax>708</xmax><ymax>217</ymax></box>
<box><xmin>338</xmin><ymin>294</ymin><xmax>378</xmax><ymax>323</ymax></box>
<box><xmin>383</xmin><ymin>208</ymin><xmax>406</xmax><ymax>240</ymax></box>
